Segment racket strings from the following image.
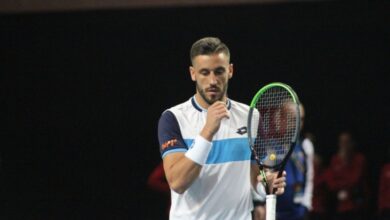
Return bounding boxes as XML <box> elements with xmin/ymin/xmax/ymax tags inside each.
<box><xmin>252</xmin><ymin>87</ymin><xmax>297</xmax><ymax>167</ymax></box>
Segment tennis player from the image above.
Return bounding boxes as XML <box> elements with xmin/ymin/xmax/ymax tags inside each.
<box><xmin>157</xmin><ymin>37</ymin><xmax>286</xmax><ymax>220</ymax></box>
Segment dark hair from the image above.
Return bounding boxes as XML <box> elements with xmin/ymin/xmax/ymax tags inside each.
<box><xmin>190</xmin><ymin>37</ymin><xmax>230</xmax><ymax>64</ymax></box>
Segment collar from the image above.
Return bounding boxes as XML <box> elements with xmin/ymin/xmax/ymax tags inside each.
<box><xmin>191</xmin><ymin>96</ymin><xmax>232</xmax><ymax>112</ymax></box>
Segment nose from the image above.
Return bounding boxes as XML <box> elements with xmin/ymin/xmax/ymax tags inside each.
<box><xmin>209</xmin><ymin>72</ymin><xmax>217</xmax><ymax>85</ymax></box>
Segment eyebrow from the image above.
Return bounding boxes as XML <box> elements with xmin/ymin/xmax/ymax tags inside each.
<box><xmin>199</xmin><ymin>66</ymin><xmax>226</xmax><ymax>72</ymax></box>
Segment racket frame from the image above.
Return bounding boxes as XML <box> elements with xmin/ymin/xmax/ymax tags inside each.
<box><xmin>247</xmin><ymin>82</ymin><xmax>301</xmax><ymax>195</ymax></box>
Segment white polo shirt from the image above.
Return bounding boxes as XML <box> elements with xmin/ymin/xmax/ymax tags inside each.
<box><xmin>158</xmin><ymin>96</ymin><xmax>254</xmax><ymax>220</ymax></box>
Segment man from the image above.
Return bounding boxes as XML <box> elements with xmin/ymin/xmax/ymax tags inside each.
<box><xmin>276</xmin><ymin>104</ymin><xmax>314</xmax><ymax>220</ymax></box>
<box><xmin>157</xmin><ymin>37</ymin><xmax>286</xmax><ymax>220</ymax></box>
<box><xmin>326</xmin><ymin>131</ymin><xmax>368</xmax><ymax>220</ymax></box>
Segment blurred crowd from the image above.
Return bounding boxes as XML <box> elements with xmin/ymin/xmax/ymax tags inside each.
<box><xmin>309</xmin><ymin>131</ymin><xmax>390</xmax><ymax>220</ymax></box>
<box><xmin>308</xmin><ymin>131</ymin><xmax>369</xmax><ymax>220</ymax></box>
<box><xmin>147</xmin><ymin>106</ymin><xmax>390</xmax><ymax>220</ymax></box>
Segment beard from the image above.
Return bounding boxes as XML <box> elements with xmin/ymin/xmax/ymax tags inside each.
<box><xmin>196</xmin><ymin>82</ymin><xmax>228</xmax><ymax>106</ymax></box>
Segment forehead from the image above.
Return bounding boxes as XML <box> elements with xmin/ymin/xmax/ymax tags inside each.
<box><xmin>339</xmin><ymin>133</ymin><xmax>351</xmax><ymax>140</ymax></box>
<box><xmin>192</xmin><ymin>53</ymin><xmax>230</xmax><ymax>68</ymax></box>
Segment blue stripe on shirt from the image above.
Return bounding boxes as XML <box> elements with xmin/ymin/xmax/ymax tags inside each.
<box><xmin>184</xmin><ymin>138</ymin><xmax>251</xmax><ymax>164</ymax></box>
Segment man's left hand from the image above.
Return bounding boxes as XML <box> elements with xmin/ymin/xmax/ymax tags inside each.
<box><xmin>257</xmin><ymin>171</ymin><xmax>287</xmax><ymax>195</ymax></box>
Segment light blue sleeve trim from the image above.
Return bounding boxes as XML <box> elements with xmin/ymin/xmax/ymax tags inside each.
<box><xmin>162</xmin><ymin>148</ymin><xmax>188</xmax><ymax>158</ymax></box>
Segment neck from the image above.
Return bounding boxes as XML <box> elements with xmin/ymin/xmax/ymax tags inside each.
<box><xmin>194</xmin><ymin>93</ymin><xmax>227</xmax><ymax>109</ymax></box>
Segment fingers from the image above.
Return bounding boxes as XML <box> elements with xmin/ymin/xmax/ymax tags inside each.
<box><xmin>201</xmin><ymin>101</ymin><xmax>230</xmax><ymax>139</ymax></box>
<box><xmin>275</xmin><ymin>186</ymin><xmax>285</xmax><ymax>195</ymax></box>
<box><xmin>272</xmin><ymin>176</ymin><xmax>286</xmax><ymax>189</ymax></box>
<box><xmin>216</xmin><ymin>110</ymin><xmax>230</xmax><ymax>119</ymax></box>
<box><xmin>210</xmin><ymin>101</ymin><xmax>227</xmax><ymax>110</ymax></box>
<box><xmin>263</xmin><ymin>171</ymin><xmax>287</xmax><ymax>196</ymax></box>
<box><xmin>209</xmin><ymin>101</ymin><xmax>229</xmax><ymax>119</ymax></box>
<box><xmin>274</xmin><ymin>171</ymin><xmax>286</xmax><ymax>195</ymax></box>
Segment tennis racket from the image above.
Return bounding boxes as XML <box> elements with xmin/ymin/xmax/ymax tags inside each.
<box><xmin>247</xmin><ymin>82</ymin><xmax>300</xmax><ymax>220</ymax></box>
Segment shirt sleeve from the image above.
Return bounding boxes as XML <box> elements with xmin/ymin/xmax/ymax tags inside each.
<box><xmin>158</xmin><ymin>110</ymin><xmax>188</xmax><ymax>158</ymax></box>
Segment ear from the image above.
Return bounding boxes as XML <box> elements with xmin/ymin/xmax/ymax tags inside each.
<box><xmin>228</xmin><ymin>63</ymin><xmax>234</xmax><ymax>79</ymax></box>
<box><xmin>189</xmin><ymin>66</ymin><xmax>196</xmax><ymax>82</ymax></box>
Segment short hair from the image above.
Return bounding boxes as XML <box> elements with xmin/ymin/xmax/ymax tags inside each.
<box><xmin>190</xmin><ymin>37</ymin><xmax>230</xmax><ymax>64</ymax></box>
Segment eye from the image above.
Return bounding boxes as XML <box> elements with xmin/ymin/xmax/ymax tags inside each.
<box><xmin>200</xmin><ymin>69</ymin><xmax>209</xmax><ymax>75</ymax></box>
<box><xmin>214</xmin><ymin>67</ymin><xmax>226</xmax><ymax>75</ymax></box>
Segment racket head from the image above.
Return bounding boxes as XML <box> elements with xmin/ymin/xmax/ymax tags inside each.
<box><xmin>248</xmin><ymin>82</ymin><xmax>300</xmax><ymax>169</ymax></box>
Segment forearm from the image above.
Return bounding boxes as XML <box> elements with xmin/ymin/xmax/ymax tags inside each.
<box><xmin>164</xmin><ymin>135</ymin><xmax>213</xmax><ymax>194</ymax></box>
<box><xmin>164</xmin><ymin>154</ymin><xmax>202</xmax><ymax>194</ymax></box>
<box><xmin>251</xmin><ymin>164</ymin><xmax>260</xmax><ymax>189</ymax></box>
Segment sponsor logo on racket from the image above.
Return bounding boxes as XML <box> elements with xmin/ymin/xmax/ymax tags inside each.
<box><xmin>259</xmin><ymin>107</ymin><xmax>288</xmax><ymax>138</ymax></box>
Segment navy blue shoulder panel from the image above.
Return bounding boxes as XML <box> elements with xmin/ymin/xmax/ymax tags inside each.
<box><xmin>157</xmin><ymin>111</ymin><xmax>188</xmax><ymax>158</ymax></box>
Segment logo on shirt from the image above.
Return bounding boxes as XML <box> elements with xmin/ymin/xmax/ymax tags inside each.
<box><xmin>161</xmin><ymin>139</ymin><xmax>178</xmax><ymax>150</ymax></box>
<box><xmin>236</xmin><ymin>126</ymin><xmax>247</xmax><ymax>135</ymax></box>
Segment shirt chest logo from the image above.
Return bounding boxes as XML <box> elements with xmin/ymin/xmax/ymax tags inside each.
<box><xmin>236</xmin><ymin>126</ymin><xmax>247</xmax><ymax>135</ymax></box>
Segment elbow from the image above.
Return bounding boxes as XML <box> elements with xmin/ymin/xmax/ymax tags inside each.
<box><xmin>169</xmin><ymin>181</ymin><xmax>187</xmax><ymax>194</ymax></box>
<box><xmin>172</xmin><ymin>188</ymin><xmax>186</xmax><ymax>194</ymax></box>
<box><xmin>166</xmin><ymin>174</ymin><xmax>188</xmax><ymax>194</ymax></box>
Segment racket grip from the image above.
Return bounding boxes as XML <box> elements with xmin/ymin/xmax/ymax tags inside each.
<box><xmin>266</xmin><ymin>194</ymin><xmax>277</xmax><ymax>220</ymax></box>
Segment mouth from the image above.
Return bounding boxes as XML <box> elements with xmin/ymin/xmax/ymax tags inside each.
<box><xmin>206</xmin><ymin>87</ymin><xmax>220</xmax><ymax>93</ymax></box>
<box><xmin>206</xmin><ymin>88</ymin><xmax>220</xmax><ymax>96</ymax></box>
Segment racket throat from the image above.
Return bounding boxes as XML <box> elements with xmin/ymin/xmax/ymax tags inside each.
<box><xmin>259</xmin><ymin>168</ymin><xmax>270</xmax><ymax>195</ymax></box>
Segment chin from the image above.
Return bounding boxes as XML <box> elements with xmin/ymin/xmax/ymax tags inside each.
<box><xmin>208</xmin><ymin>97</ymin><xmax>222</xmax><ymax>105</ymax></box>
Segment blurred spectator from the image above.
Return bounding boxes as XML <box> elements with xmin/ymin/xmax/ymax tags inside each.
<box><xmin>277</xmin><ymin>104</ymin><xmax>314</xmax><ymax>220</ymax></box>
<box><xmin>326</xmin><ymin>131</ymin><xmax>368</xmax><ymax>220</ymax></box>
<box><xmin>378</xmin><ymin>149</ymin><xmax>390</xmax><ymax>220</ymax></box>
<box><xmin>310</xmin><ymin>154</ymin><xmax>329</xmax><ymax>220</ymax></box>
<box><xmin>147</xmin><ymin>162</ymin><xmax>169</xmax><ymax>193</ymax></box>
<box><xmin>147</xmin><ymin>162</ymin><xmax>170</xmax><ymax>217</ymax></box>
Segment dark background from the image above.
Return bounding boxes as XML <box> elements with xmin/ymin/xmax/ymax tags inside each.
<box><xmin>1</xmin><ymin>1</ymin><xmax>389</xmax><ymax>219</ymax></box>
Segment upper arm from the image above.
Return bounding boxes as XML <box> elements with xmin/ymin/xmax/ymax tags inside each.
<box><xmin>163</xmin><ymin>152</ymin><xmax>186</xmax><ymax>174</ymax></box>
<box><xmin>158</xmin><ymin>111</ymin><xmax>190</xmax><ymax>183</ymax></box>
<box><xmin>158</xmin><ymin>110</ymin><xmax>188</xmax><ymax>158</ymax></box>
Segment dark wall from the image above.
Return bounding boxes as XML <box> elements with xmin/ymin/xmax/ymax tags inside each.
<box><xmin>1</xmin><ymin>1</ymin><xmax>389</xmax><ymax>219</ymax></box>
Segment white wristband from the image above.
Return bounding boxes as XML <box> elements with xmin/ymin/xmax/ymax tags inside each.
<box><xmin>185</xmin><ymin>135</ymin><xmax>212</xmax><ymax>165</ymax></box>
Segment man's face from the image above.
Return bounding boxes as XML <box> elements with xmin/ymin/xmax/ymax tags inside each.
<box><xmin>338</xmin><ymin>133</ymin><xmax>354</xmax><ymax>153</ymax></box>
<box><xmin>190</xmin><ymin>53</ymin><xmax>233</xmax><ymax>106</ymax></box>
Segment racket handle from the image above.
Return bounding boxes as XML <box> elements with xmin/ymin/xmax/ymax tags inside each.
<box><xmin>266</xmin><ymin>194</ymin><xmax>277</xmax><ymax>220</ymax></box>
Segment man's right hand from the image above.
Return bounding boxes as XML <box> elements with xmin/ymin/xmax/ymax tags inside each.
<box><xmin>200</xmin><ymin>101</ymin><xmax>230</xmax><ymax>141</ymax></box>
